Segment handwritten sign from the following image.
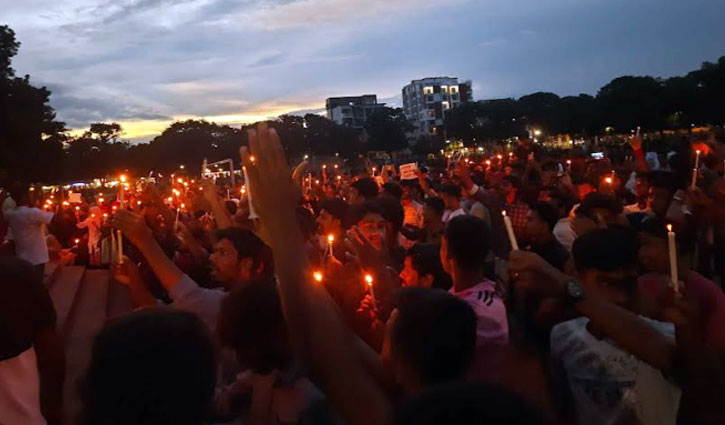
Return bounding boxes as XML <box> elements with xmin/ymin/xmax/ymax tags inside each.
<box><xmin>399</xmin><ymin>162</ymin><xmax>418</xmax><ymax>180</ymax></box>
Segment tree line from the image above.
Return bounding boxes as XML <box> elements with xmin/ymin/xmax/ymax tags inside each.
<box><xmin>1</xmin><ymin>23</ymin><xmax>724</xmax><ymax>183</ymax></box>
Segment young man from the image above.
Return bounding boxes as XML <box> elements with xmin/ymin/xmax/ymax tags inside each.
<box><xmin>0</xmin><ymin>257</ymin><xmax>64</xmax><ymax>425</ymax></box>
<box><xmin>549</xmin><ymin>228</ymin><xmax>681</xmax><ymax>425</ymax></box>
<box><xmin>2</xmin><ymin>183</ymin><xmax>56</xmax><ymax>278</ymax></box>
<box><xmin>440</xmin><ymin>215</ymin><xmax>508</xmax><ymax>348</ymax></box>
<box><xmin>400</xmin><ymin>181</ymin><xmax>424</xmax><ymax>229</ymax></box>
<box><xmin>439</xmin><ymin>184</ymin><xmax>466</xmax><ymax>224</ymax></box>
<box><xmin>348</xmin><ymin>177</ymin><xmax>379</xmax><ymax>205</ymax></box>
<box><xmin>112</xmin><ymin>213</ymin><xmax>271</xmax><ymax>331</ymax></box>
<box><xmin>624</xmin><ymin>172</ymin><xmax>652</xmax><ymax>215</ymax></box>
<box><xmin>316</xmin><ymin>197</ymin><xmax>349</xmax><ymax>261</ymax></box>
<box><xmin>399</xmin><ymin>244</ymin><xmax>452</xmax><ymax>290</ymax></box>
<box><xmin>524</xmin><ymin>201</ymin><xmax>571</xmax><ymax>272</ymax></box>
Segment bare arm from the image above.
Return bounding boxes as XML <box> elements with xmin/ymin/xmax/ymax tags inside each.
<box><xmin>201</xmin><ymin>180</ymin><xmax>233</xmax><ymax>230</ymax></box>
<box><xmin>243</xmin><ymin>124</ymin><xmax>392</xmax><ymax>425</ymax></box>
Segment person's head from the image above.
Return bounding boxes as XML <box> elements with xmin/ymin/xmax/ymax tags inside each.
<box><xmin>440</xmin><ymin>215</ymin><xmax>490</xmax><ymax>277</ymax></box>
<box><xmin>499</xmin><ymin>175</ymin><xmax>520</xmax><ymax>198</ymax></box>
<box><xmin>224</xmin><ymin>200</ymin><xmax>238</xmax><ymax>215</ymax></box>
<box><xmin>8</xmin><ymin>181</ymin><xmax>31</xmax><ymax>206</ymax></box>
<box><xmin>218</xmin><ymin>277</ymin><xmax>290</xmax><ymax>374</ymax></box>
<box><xmin>525</xmin><ymin>201</ymin><xmax>560</xmax><ymax>243</ymax></box>
<box><xmin>400</xmin><ymin>180</ymin><xmax>419</xmax><ymax>202</ymax></box>
<box><xmin>81</xmin><ymin>309</ymin><xmax>216</xmax><ymax>425</ymax></box>
<box><xmin>396</xmin><ymin>382</ymin><xmax>543</xmax><ymax>425</ymax></box>
<box><xmin>400</xmin><ymin>244</ymin><xmax>452</xmax><ymax>290</ymax></box>
<box><xmin>209</xmin><ymin>228</ymin><xmax>272</xmax><ymax>289</ymax></box>
<box><xmin>382</xmin><ymin>182</ymin><xmax>403</xmax><ymax>201</ymax></box>
<box><xmin>633</xmin><ymin>172</ymin><xmax>651</xmax><ymax>199</ymax></box>
<box><xmin>573</xmin><ymin>227</ymin><xmax>638</xmax><ymax>307</ymax></box>
<box><xmin>636</xmin><ymin>216</ymin><xmax>693</xmax><ymax>275</ymax></box>
<box><xmin>648</xmin><ymin>170</ymin><xmax>679</xmax><ymax>217</ymax></box>
<box><xmin>539</xmin><ymin>161</ymin><xmax>560</xmax><ymax>185</ymax></box>
<box><xmin>316</xmin><ymin>198</ymin><xmax>349</xmax><ymax>236</ymax></box>
<box><xmin>439</xmin><ymin>184</ymin><xmax>462</xmax><ymax>210</ymax></box>
<box><xmin>422</xmin><ymin>197</ymin><xmax>444</xmax><ymax>228</ymax></box>
<box><xmin>350</xmin><ymin>199</ymin><xmax>389</xmax><ymax>249</ymax></box>
<box><xmin>378</xmin><ymin>195</ymin><xmax>405</xmax><ymax>239</ymax></box>
<box><xmin>349</xmin><ymin>177</ymin><xmax>379</xmax><ymax>205</ymax></box>
<box><xmin>574</xmin><ymin>192</ymin><xmax>624</xmax><ymax>236</ymax></box>
<box><xmin>295</xmin><ymin>206</ymin><xmax>317</xmax><ymax>241</ymax></box>
<box><xmin>387</xmin><ymin>288</ymin><xmax>476</xmax><ymax>393</ymax></box>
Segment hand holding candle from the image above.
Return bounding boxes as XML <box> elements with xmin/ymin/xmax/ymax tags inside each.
<box><xmin>365</xmin><ymin>273</ymin><xmax>377</xmax><ymax>310</ymax></box>
<box><xmin>327</xmin><ymin>234</ymin><xmax>335</xmax><ymax>257</ymax></box>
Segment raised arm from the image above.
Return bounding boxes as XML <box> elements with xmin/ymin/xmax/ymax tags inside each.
<box><xmin>242</xmin><ymin>123</ymin><xmax>391</xmax><ymax>425</ymax></box>
<box><xmin>201</xmin><ymin>179</ymin><xmax>233</xmax><ymax>230</ymax></box>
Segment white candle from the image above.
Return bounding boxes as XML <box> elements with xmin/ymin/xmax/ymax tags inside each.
<box><xmin>110</xmin><ymin>229</ymin><xmax>117</xmax><ymax>262</ymax></box>
<box><xmin>242</xmin><ymin>165</ymin><xmax>258</xmax><ymax>219</ymax></box>
<box><xmin>502</xmin><ymin>210</ymin><xmax>519</xmax><ymax>250</ymax></box>
<box><xmin>117</xmin><ymin>230</ymin><xmax>123</xmax><ymax>263</ymax></box>
<box><xmin>667</xmin><ymin>224</ymin><xmax>679</xmax><ymax>293</ymax></box>
<box><xmin>694</xmin><ymin>149</ymin><xmax>701</xmax><ymax>169</ymax></box>
<box><xmin>691</xmin><ymin>167</ymin><xmax>698</xmax><ymax>189</ymax></box>
<box><xmin>365</xmin><ymin>274</ymin><xmax>377</xmax><ymax>310</ymax></box>
<box><xmin>327</xmin><ymin>234</ymin><xmax>335</xmax><ymax>258</ymax></box>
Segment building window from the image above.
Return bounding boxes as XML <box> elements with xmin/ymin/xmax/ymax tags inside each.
<box><xmin>441</xmin><ymin>85</ymin><xmax>448</xmax><ymax>93</ymax></box>
<box><xmin>451</xmin><ymin>94</ymin><xmax>459</xmax><ymax>101</ymax></box>
<box><xmin>423</xmin><ymin>86</ymin><xmax>434</xmax><ymax>94</ymax></box>
<box><xmin>449</xmin><ymin>85</ymin><xmax>459</xmax><ymax>93</ymax></box>
<box><xmin>427</xmin><ymin>110</ymin><xmax>435</xmax><ymax>118</ymax></box>
<box><xmin>442</xmin><ymin>101</ymin><xmax>450</xmax><ymax>110</ymax></box>
<box><xmin>426</xmin><ymin>95</ymin><xmax>433</xmax><ymax>102</ymax></box>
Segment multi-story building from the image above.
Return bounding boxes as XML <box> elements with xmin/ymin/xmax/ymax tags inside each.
<box><xmin>325</xmin><ymin>95</ymin><xmax>386</xmax><ymax>128</ymax></box>
<box><xmin>402</xmin><ymin>77</ymin><xmax>472</xmax><ymax>136</ymax></box>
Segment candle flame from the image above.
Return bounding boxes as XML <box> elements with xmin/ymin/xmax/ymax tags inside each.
<box><xmin>667</xmin><ymin>224</ymin><xmax>673</xmax><ymax>232</ymax></box>
<box><xmin>120</xmin><ymin>174</ymin><xmax>127</xmax><ymax>183</ymax></box>
<box><xmin>364</xmin><ymin>274</ymin><xmax>373</xmax><ymax>285</ymax></box>
<box><xmin>327</xmin><ymin>234</ymin><xmax>334</xmax><ymax>243</ymax></box>
<box><xmin>74</xmin><ymin>239</ymin><xmax>80</xmax><ymax>244</ymax></box>
<box><xmin>313</xmin><ymin>271</ymin><xmax>323</xmax><ymax>283</ymax></box>
<box><xmin>167</xmin><ymin>197</ymin><xmax>173</xmax><ymax>202</ymax></box>
<box><xmin>177</xmin><ymin>178</ymin><xmax>183</xmax><ymax>184</ymax></box>
<box><xmin>605</xmin><ymin>177</ymin><xmax>613</xmax><ymax>184</ymax></box>
<box><xmin>98</xmin><ymin>197</ymin><xmax>104</xmax><ymax>203</ymax></box>
<box><xmin>501</xmin><ymin>210</ymin><xmax>507</xmax><ymax>217</ymax></box>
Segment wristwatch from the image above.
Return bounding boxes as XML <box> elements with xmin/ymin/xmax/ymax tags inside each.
<box><xmin>564</xmin><ymin>279</ymin><xmax>585</xmax><ymax>304</ymax></box>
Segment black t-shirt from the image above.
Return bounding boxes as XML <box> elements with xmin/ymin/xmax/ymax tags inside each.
<box><xmin>0</xmin><ymin>259</ymin><xmax>57</xmax><ymax>361</ymax></box>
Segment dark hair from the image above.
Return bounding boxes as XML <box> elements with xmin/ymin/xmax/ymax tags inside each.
<box><xmin>423</xmin><ymin>197</ymin><xmax>445</xmax><ymax>217</ymax></box>
<box><xmin>637</xmin><ymin>216</ymin><xmax>695</xmax><ymax>255</ymax></box>
<box><xmin>396</xmin><ymin>382</ymin><xmax>542</xmax><ymax>425</ymax></box>
<box><xmin>439</xmin><ymin>184</ymin><xmax>462</xmax><ymax>199</ymax></box>
<box><xmin>218</xmin><ymin>277</ymin><xmax>290</xmax><ymax>374</ymax></box>
<box><xmin>576</xmin><ymin>192</ymin><xmax>622</xmax><ymax>219</ymax></box>
<box><xmin>295</xmin><ymin>206</ymin><xmax>317</xmax><ymax>241</ymax></box>
<box><xmin>648</xmin><ymin>170</ymin><xmax>680</xmax><ymax>193</ymax></box>
<box><xmin>349</xmin><ymin>199</ymin><xmax>386</xmax><ymax>225</ymax></box>
<box><xmin>443</xmin><ymin>215</ymin><xmax>490</xmax><ymax>270</ymax></box>
<box><xmin>548</xmin><ymin>190</ymin><xmax>575</xmax><ymax>216</ymax></box>
<box><xmin>378</xmin><ymin>195</ymin><xmax>405</xmax><ymax>234</ymax></box>
<box><xmin>502</xmin><ymin>175</ymin><xmax>521</xmax><ymax>189</ymax></box>
<box><xmin>392</xmin><ymin>288</ymin><xmax>477</xmax><ymax>386</ymax></box>
<box><xmin>214</xmin><ymin>227</ymin><xmax>273</xmax><ymax>277</ymax></box>
<box><xmin>81</xmin><ymin>309</ymin><xmax>216</xmax><ymax>425</ymax></box>
<box><xmin>8</xmin><ymin>181</ymin><xmax>30</xmax><ymax>204</ymax></box>
<box><xmin>224</xmin><ymin>200</ymin><xmax>237</xmax><ymax>215</ymax></box>
<box><xmin>317</xmin><ymin>197</ymin><xmax>349</xmax><ymax>223</ymax></box>
<box><xmin>351</xmin><ymin>177</ymin><xmax>379</xmax><ymax>200</ymax></box>
<box><xmin>540</xmin><ymin>161</ymin><xmax>560</xmax><ymax>172</ymax></box>
<box><xmin>572</xmin><ymin>227</ymin><xmax>637</xmax><ymax>272</ymax></box>
<box><xmin>528</xmin><ymin>201</ymin><xmax>560</xmax><ymax>231</ymax></box>
<box><xmin>382</xmin><ymin>182</ymin><xmax>403</xmax><ymax>200</ymax></box>
<box><xmin>406</xmin><ymin>244</ymin><xmax>452</xmax><ymax>290</ymax></box>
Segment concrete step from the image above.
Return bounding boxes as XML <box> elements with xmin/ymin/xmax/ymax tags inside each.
<box><xmin>106</xmin><ymin>279</ymin><xmax>135</xmax><ymax>321</ymax></box>
<box><xmin>47</xmin><ymin>265</ymin><xmax>86</xmax><ymax>333</ymax></box>
<box><xmin>62</xmin><ymin>269</ymin><xmax>111</xmax><ymax>425</ymax></box>
<box><xmin>44</xmin><ymin>259</ymin><xmax>62</xmax><ymax>287</ymax></box>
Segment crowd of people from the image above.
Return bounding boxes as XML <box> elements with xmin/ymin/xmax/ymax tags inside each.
<box><xmin>1</xmin><ymin>123</ymin><xmax>725</xmax><ymax>425</ymax></box>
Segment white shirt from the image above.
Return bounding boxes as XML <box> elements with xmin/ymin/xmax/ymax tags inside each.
<box><xmin>2</xmin><ymin>196</ymin><xmax>16</xmax><ymax>241</ymax></box>
<box><xmin>402</xmin><ymin>201</ymin><xmax>424</xmax><ymax>227</ymax></box>
<box><xmin>168</xmin><ymin>274</ymin><xmax>227</xmax><ymax>331</ymax></box>
<box><xmin>553</xmin><ymin>218</ymin><xmax>577</xmax><ymax>252</ymax></box>
<box><xmin>623</xmin><ymin>203</ymin><xmax>651</xmax><ymax>215</ymax></box>
<box><xmin>0</xmin><ymin>347</ymin><xmax>46</xmax><ymax>425</ymax></box>
<box><xmin>442</xmin><ymin>208</ymin><xmax>466</xmax><ymax>224</ymax></box>
<box><xmin>449</xmin><ymin>280</ymin><xmax>508</xmax><ymax>346</ymax></box>
<box><xmin>551</xmin><ymin>317</ymin><xmax>680</xmax><ymax>425</ymax></box>
<box><xmin>4</xmin><ymin>207</ymin><xmax>53</xmax><ymax>265</ymax></box>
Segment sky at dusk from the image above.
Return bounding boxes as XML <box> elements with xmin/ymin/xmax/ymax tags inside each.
<box><xmin>4</xmin><ymin>0</ymin><xmax>725</xmax><ymax>142</ymax></box>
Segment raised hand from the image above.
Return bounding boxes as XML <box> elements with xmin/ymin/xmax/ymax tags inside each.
<box><xmin>111</xmin><ymin>255</ymin><xmax>143</xmax><ymax>286</ymax></box>
<box><xmin>509</xmin><ymin>250</ymin><xmax>567</xmax><ymax>296</ymax></box>
<box><xmin>111</xmin><ymin>209</ymin><xmax>153</xmax><ymax>248</ymax></box>
<box><xmin>344</xmin><ymin>225</ymin><xmax>388</xmax><ymax>269</ymax></box>
<box><xmin>240</xmin><ymin>123</ymin><xmax>298</xmax><ymax>231</ymax></box>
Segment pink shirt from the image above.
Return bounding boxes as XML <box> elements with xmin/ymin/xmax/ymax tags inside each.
<box><xmin>449</xmin><ymin>280</ymin><xmax>509</xmax><ymax>346</ymax></box>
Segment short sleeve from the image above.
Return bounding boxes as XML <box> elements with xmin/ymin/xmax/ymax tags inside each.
<box><xmin>33</xmin><ymin>208</ymin><xmax>54</xmax><ymax>225</ymax></box>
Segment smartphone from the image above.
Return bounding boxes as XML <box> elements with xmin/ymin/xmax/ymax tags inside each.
<box><xmin>590</xmin><ymin>152</ymin><xmax>604</xmax><ymax>160</ymax></box>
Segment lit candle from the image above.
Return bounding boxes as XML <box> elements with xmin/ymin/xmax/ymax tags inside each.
<box><xmin>175</xmin><ymin>206</ymin><xmax>181</xmax><ymax>229</ymax></box>
<box><xmin>117</xmin><ymin>230</ymin><xmax>123</xmax><ymax>263</ymax></box>
<box><xmin>692</xmin><ymin>150</ymin><xmax>701</xmax><ymax>188</ymax></box>
<box><xmin>694</xmin><ymin>149</ymin><xmax>701</xmax><ymax>169</ymax></box>
<box><xmin>502</xmin><ymin>210</ymin><xmax>519</xmax><ymax>251</ymax></box>
<box><xmin>327</xmin><ymin>234</ymin><xmax>335</xmax><ymax>257</ymax></box>
<box><xmin>313</xmin><ymin>271</ymin><xmax>323</xmax><ymax>283</ymax></box>
<box><xmin>667</xmin><ymin>224</ymin><xmax>679</xmax><ymax>293</ymax></box>
<box><xmin>566</xmin><ymin>159</ymin><xmax>572</xmax><ymax>172</ymax></box>
<box><xmin>119</xmin><ymin>175</ymin><xmax>126</xmax><ymax>209</ymax></box>
<box><xmin>242</xmin><ymin>165</ymin><xmax>258</xmax><ymax>219</ymax></box>
<box><xmin>365</xmin><ymin>274</ymin><xmax>377</xmax><ymax>309</ymax></box>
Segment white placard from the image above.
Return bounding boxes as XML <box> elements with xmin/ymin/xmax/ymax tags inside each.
<box><xmin>68</xmin><ymin>193</ymin><xmax>82</xmax><ymax>203</ymax></box>
<box><xmin>399</xmin><ymin>162</ymin><xmax>418</xmax><ymax>180</ymax></box>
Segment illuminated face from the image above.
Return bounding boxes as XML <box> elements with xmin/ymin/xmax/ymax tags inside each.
<box><xmin>209</xmin><ymin>239</ymin><xmax>248</xmax><ymax>288</ymax></box>
<box><xmin>357</xmin><ymin>213</ymin><xmax>387</xmax><ymax>249</ymax></box>
<box><xmin>399</xmin><ymin>256</ymin><xmax>421</xmax><ymax>287</ymax></box>
<box><xmin>316</xmin><ymin>209</ymin><xmax>338</xmax><ymax>235</ymax></box>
